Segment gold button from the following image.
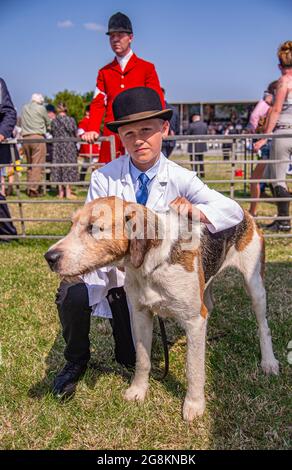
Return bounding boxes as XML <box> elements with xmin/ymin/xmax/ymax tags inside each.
<box><xmin>120</xmin><ymin>84</ymin><xmax>125</xmax><ymax>88</ymax></box>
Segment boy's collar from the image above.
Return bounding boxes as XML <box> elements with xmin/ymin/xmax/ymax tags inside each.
<box><xmin>121</xmin><ymin>153</ymin><xmax>168</xmax><ymax>184</ymax></box>
<box><xmin>129</xmin><ymin>156</ymin><xmax>160</xmax><ymax>181</ymax></box>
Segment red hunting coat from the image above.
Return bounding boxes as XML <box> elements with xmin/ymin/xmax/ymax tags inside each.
<box><xmin>88</xmin><ymin>53</ymin><xmax>165</xmax><ymax>163</ymax></box>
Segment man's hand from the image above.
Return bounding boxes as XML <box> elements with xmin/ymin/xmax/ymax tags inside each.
<box><xmin>170</xmin><ymin>197</ymin><xmax>210</xmax><ymax>224</ymax></box>
<box><xmin>0</xmin><ymin>134</ymin><xmax>6</xmax><ymax>142</ymax></box>
<box><xmin>81</xmin><ymin>131</ymin><xmax>99</xmax><ymax>143</ymax></box>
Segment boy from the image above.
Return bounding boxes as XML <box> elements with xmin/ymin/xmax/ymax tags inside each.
<box><xmin>52</xmin><ymin>87</ymin><xmax>243</xmax><ymax>399</ymax></box>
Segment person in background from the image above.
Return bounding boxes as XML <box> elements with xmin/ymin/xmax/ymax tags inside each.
<box><xmin>161</xmin><ymin>87</ymin><xmax>180</xmax><ymax>158</ymax></box>
<box><xmin>248</xmin><ymin>81</ymin><xmax>277</xmax><ymax>217</ymax></box>
<box><xmin>187</xmin><ymin>112</ymin><xmax>208</xmax><ymax>177</ymax></box>
<box><xmin>0</xmin><ymin>78</ymin><xmax>17</xmax><ymax>240</ymax></box>
<box><xmin>78</xmin><ymin>105</ymin><xmax>100</xmax><ymax>182</ymax></box>
<box><xmin>81</xmin><ymin>12</ymin><xmax>165</xmax><ymax>163</ymax></box>
<box><xmin>21</xmin><ymin>93</ymin><xmax>50</xmax><ymax>197</ymax></box>
<box><xmin>45</xmin><ymin>104</ymin><xmax>56</xmax><ymax>192</ymax></box>
<box><xmin>222</xmin><ymin>123</ymin><xmax>234</xmax><ymax>161</ymax></box>
<box><xmin>254</xmin><ymin>40</ymin><xmax>292</xmax><ymax>231</ymax></box>
<box><xmin>50</xmin><ymin>103</ymin><xmax>78</xmax><ymax>199</ymax></box>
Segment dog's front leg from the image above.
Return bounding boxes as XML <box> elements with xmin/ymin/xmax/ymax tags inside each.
<box><xmin>124</xmin><ymin>308</ymin><xmax>153</xmax><ymax>402</ymax></box>
<box><xmin>181</xmin><ymin>315</ymin><xmax>207</xmax><ymax>422</ymax></box>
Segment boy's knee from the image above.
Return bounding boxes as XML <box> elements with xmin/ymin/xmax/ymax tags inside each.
<box><xmin>55</xmin><ymin>281</ymin><xmax>89</xmax><ymax>314</ymax></box>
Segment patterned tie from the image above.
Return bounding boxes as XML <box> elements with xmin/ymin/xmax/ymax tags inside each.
<box><xmin>136</xmin><ymin>173</ymin><xmax>149</xmax><ymax>206</ymax></box>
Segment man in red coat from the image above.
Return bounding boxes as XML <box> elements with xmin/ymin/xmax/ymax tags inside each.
<box><xmin>78</xmin><ymin>105</ymin><xmax>100</xmax><ymax>181</ymax></box>
<box><xmin>81</xmin><ymin>12</ymin><xmax>165</xmax><ymax>163</ymax></box>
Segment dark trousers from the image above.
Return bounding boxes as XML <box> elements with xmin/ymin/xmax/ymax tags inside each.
<box><xmin>55</xmin><ymin>281</ymin><xmax>136</xmax><ymax>367</ymax></box>
<box><xmin>194</xmin><ymin>154</ymin><xmax>205</xmax><ymax>178</ymax></box>
<box><xmin>0</xmin><ymin>193</ymin><xmax>17</xmax><ymax>240</ymax></box>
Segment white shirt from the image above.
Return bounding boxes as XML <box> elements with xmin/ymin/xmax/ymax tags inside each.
<box><xmin>116</xmin><ymin>49</ymin><xmax>133</xmax><ymax>71</ymax></box>
<box><xmin>129</xmin><ymin>156</ymin><xmax>160</xmax><ymax>194</ymax></box>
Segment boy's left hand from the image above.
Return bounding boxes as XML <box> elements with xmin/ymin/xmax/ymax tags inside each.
<box><xmin>170</xmin><ymin>197</ymin><xmax>210</xmax><ymax>224</ymax></box>
<box><xmin>170</xmin><ymin>197</ymin><xmax>193</xmax><ymax>217</ymax></box>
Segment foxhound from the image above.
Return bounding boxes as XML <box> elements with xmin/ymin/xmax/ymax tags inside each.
<box><xmin>45</xmin><ymin>196</ymin><xmax>279</xmax><ymax>422</ymax></box>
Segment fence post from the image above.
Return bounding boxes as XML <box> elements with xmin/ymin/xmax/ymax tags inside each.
<box><xmin>109</xmin><ymin>135</ymin><xmax>116</xmax><ymax>161</ymax></box>
<box><xmin>243</xmin><ymin>137</ymin><xmax>247</xmax><ymax>196</ymax></box>
<box><xmin>10</xmin><ymin>143</ymin><xmax>26</xmax><ymax>237</ymax></box>
<box><xmin>230</xmin><ymin>138</ymin><xmax>237</xmax><ymax>199</ymax></box>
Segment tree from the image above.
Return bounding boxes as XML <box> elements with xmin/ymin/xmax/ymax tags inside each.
<box><xmin>45</xmin><ymin>89</ymin><xmax>94</xmax><ymax>123</ymax></box>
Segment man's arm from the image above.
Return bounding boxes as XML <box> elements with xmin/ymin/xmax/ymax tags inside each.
<box><xmin>145</xmin><ymin>63</ymin><xmax>165</xmax><ymax>107</ymax></box>
<box><xmin>42</xmin><ymin>106</ymin><xmax>51</xmax><ymax>132</ymax></box>
<box><xmin>0</xmin><ymin>79</ymin><xmax>17</xmax><ymax>141</ymax></box>
<box><xmin>83</xmin><ymin>70</ymin><xmax>107</xmax><ymax>143</ymax></box>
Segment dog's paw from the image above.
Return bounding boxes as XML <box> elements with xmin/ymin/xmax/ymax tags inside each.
<box><xmin>183</xmin><ymin>397</ymin><xmax>205</xmax><ymax>422</ymax></box>
<box><xmin>123</xmin><ymin>384</ymin><xmax>148</xmax><ymax>402</ymax></box>
<box><xmin>261</xmin><ymin>358</ymin><xmax>279</xmax><ymax>375</ymax></box>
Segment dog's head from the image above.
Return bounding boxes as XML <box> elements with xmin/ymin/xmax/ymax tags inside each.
<box><xmin>44</xmin><ymin>196</ymin><xmax>161</xmax><ymax>277</ymax></box>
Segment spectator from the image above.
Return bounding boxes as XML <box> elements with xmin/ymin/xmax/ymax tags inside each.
<box><xmin>222</xmin><ymin>124</ymin><xmax>234</xmax><ymax>160</ymax></box>
<box><xmin>78</xmin><ymin>105</ymin><xmax>100</xmax><ymax>182</ymax></box>
<box><xmin>254</xmin><ymin>40</ymin><xmax>292</xmax><ymax>231</ymax></box>
<box><xmin>161</xmin><ymin>87</ymin><xmax>180</xmax><ymax>158</ymax></box>
<box><xmin>248</xmin><ymin>81</ymin><xmax>277</xmax><ymax>217</ymax></box>
<box><xmin>0</xmin><ymin>78</ymin><xmax>17</xmax><ymax>240</ymax></box>
<box><xmin>45</xmin><ymin>104</ymin><xmax>56</xmax><ymax>192</ymax></box>
<box><xmin>81</xmin><ymin>12</ymin><xmax>165</xmax><ymax>163</ymax></box>
<box><xmin>21</xmin><ymin>93</ymin><xmax>50</xmax><ymax>197</ymax></box>
<box><xmin>50</xmin><ymin>103</ymin><xmax>78</xmax><ymax>199</ymax></box>
<box><xmin>187</xmin><ymin>112</ymin><xmax>208</xmax><ymax>177</ymax></box>
<box><xmin>248</xmin><ymin>82</ymin><xmax>277</xmax><ymax>134</ymax></box>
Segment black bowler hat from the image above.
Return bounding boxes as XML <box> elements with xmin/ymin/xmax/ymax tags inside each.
<box><xmin>106</xmin><ymin>87</ymin><xmax>173</xmax><ymax>133</ymax></box>
<box><xmin>106</xmin><ymin>12</ymin><xmax>133</xmax><ymax>35</ymax></box>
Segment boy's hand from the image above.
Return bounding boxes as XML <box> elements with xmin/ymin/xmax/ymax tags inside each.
<box><xmin>170</xmin><ymin>197</ymin><xmax>210</xmax><ymax>224</ymax></box>
<box><xmin>0</xmin><ymin>134</ymin><xmax>6</xmax><ymax>142</ymax></box>
<box><xmin>170</xmin><ymin>197</ymin><xmax>193</xmax><ymax>217</ymax></box>
<box><xmin>81</xmin><ymin>131</ymin><xmax>99</xmax><ymax>143</ymax></box>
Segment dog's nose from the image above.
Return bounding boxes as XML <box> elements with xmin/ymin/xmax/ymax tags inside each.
<box><xmin>44</xmin><ymin>249</ymin><xmax>62</xmax><ymax>270</ymax></box>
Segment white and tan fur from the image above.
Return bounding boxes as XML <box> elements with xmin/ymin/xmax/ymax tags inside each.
<box><xmin>45</xmin><ymin>196</ymin><xmax>279</xmax><ymax>422</ymax></box>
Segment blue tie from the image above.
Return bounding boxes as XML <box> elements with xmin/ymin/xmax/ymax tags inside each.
<box><xmin>136</xmin><ymin>173</ymin><xmax>149</xmax><ymax>206</ymax></box>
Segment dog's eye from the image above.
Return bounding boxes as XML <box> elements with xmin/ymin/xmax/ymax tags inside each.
<box><xmin>87</xmin><ymin>224</ymin><xmax>104</xmax><ymax>235</ymax></box>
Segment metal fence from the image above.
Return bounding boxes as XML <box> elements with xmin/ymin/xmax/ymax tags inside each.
<box><xmin>0</xmin><ymin>133</ymin><xmax>291</xmax><ymax>240</ymax></box>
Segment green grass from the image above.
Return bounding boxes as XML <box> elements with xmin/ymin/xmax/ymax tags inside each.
<box><xmin>0</xmin><ymin>154</ymin><xmax>291</xmax><ymax>449</ymax></box>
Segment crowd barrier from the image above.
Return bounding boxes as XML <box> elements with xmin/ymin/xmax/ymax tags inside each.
<box><xmin>0</xmin><ymin>133</ymin><xmax>291</xmax><ymax>240</ymax></box>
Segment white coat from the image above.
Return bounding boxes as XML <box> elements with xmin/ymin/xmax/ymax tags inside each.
<box><xmin>83</xmin><ymin>153</ymin><xmax>243</xmax><ymax>317</ymax></box>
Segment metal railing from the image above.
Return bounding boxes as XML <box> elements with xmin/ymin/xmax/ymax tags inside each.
<box><xmin>0</xmin><ymin>133</ymin><xmax>291</xmax><ymax>240</ymax></box>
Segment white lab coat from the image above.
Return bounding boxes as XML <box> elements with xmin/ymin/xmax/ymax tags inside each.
<box><xmin>83</xmin><ymin>153</ymin><xmax>243</xmax><ymax>317</ymax></box>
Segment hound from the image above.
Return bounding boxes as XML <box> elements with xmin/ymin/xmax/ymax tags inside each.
<box><xmin>45</xmin><ymin>196</ymin><xmax>279</xmax><ymax>422</ymax></box>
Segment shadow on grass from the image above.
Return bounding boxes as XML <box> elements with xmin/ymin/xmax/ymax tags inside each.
<box><xmin>27</xmin><ymin>316</ymin><xmax>185</xmax><ymax>401</ymax></box>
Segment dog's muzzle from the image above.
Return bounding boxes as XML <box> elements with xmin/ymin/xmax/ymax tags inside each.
<box><xmin>44</xmin><ymin>249</ymin><xmax>62</xmax><ymax>271</ymax></box>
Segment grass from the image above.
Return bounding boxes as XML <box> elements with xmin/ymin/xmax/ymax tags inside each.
<box><xmin>0</xmin><ymin>153</ymin><xmax>291</xmax><ymax>450</ymax></box>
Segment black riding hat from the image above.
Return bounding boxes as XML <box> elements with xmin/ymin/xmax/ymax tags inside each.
<box><xmin>106</xmin><ymin>87</ymin><xmax>173</xmax><ymax>133</ymax></box>
<box><xmin>106</xmin><ymin>12</ymin><xmax>133</xmax><ymax>35</ymax></box>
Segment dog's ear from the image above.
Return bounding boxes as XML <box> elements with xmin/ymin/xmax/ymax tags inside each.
<box><xmin>125</xmin><ymin>207</ymin><xmax>149</xmax><ymax>268</ymax></box>
<box><xmin>129</xmin><ymin>237</ymin><xmax>148</xmax><ymax>268</ymax></box>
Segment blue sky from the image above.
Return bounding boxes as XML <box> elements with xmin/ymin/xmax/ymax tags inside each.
<box><xmin>1</xmin><ymin>0</ymin><xmax>291</xmax><ymax>112</ymax></box>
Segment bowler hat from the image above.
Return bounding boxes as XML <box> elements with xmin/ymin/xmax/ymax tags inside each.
<box><xmin>106</xmin><ymin>87</ymin><xmax>173</xmax><ymax>133</ymax></box>
<box><xmin>106</xmin><ymin>12</ymin><xmax>133</xmax><ymax>35</ymax></box>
